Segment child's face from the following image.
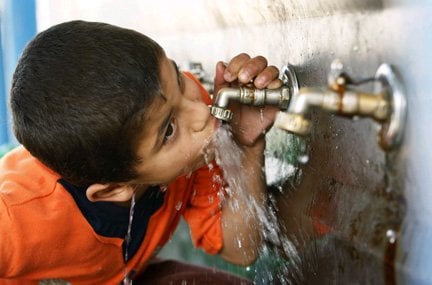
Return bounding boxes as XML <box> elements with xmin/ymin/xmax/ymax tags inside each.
<box><xmin>131</xmin><ymin>55</ymin><xmax>217</xmax><ymax>185</ymax></box>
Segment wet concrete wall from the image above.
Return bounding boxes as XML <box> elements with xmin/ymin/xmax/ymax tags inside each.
<box><xmin>37</xmin><ymin>0</ymin><xmax>432</xmax><ymax>284</ymax></box>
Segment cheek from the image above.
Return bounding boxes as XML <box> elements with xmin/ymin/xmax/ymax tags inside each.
<box><xmin>172</xmin><ymin>141</ymin><xmax>206</xmax><ymax>171</ymax></box>
<box><xmin>184</xmin><ymin>77</ymin><xmax>202</xmax><ymax>101</ymax></box>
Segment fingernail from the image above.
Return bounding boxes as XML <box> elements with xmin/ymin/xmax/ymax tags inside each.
<box><xmin>239</xmin><ymin>72</ymin><xmax>249</xmax><ymax>83</ymax></box>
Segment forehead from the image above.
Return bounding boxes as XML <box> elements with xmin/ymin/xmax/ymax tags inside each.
<box><xmin>138</xmin><ymin>55</ymin><xmax>174</xmax><ymax>125</ymax></box>
<box><xmin>159</xmin><ymin>55</ymin><xmax>176</xmax><ymax>93</ymax></box>
<box><xmin>134</xmin><ymin>56</ymin><xmax>176</xmax><ymax>157</ymax></box>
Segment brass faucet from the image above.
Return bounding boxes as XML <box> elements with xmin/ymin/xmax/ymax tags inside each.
<box><xmin>209</xmin><ymin>60</ymin><xmax>406</xmax><ymax>151</ymax></box>
<box><xmin>275</xmin><ymin>60</ymin><xmax>407</xmax><ymax>151</ymax></box>
<box><xmin>210</xmin><ymin>65</ymin><xmax>299</xmax><ymax>122</ymax></box>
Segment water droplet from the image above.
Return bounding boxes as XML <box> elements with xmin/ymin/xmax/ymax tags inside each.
<box><xmin>208</xmin><ymin>162</ymin><xmax>214</xmax><ymax>170</ymax></box>
<box><xmin>297</xmin><ymin>154</ymin><xmax>309</xmax><ymax>164</ymax></box>
<box><xmin>212</xmin><ymin>174</ymin><xmax>223</xmax><ymax>184</ymax></box>
<box><xmin>352</xmin><ymin>115</ymin><xmax>360</xmax><ymax>121</ymax></box>
<box><xmin>365</xmin><ymin>159</ymin><xmax>370</xmax><ymax>165</ymax></box>
<box><xmin>335</xmin><ymin>145</ymin><xmax>339</xmax><ymax>150</ymax></box>
<box><xmin>122</xmin><ymin>276</ymin><xmax>133</xmax><ymax>285</ymax></box>
<box><xmin>230</xmin><ymin>199</ymin><xmax>240</xmax><ymax>211</ymax></box>
<box><xmin>160</xmin><ymin>185</ymin><xmax>167</xmax><ymax>192</ymax></box>
<box><xmin>386</xmin><ymin>229</ymin><xmax>397</xmax><ymax>244</ymax></box>
<box><xmin>175</xmin><ymin>201</ymin><xmax>183</xmax><ymax>211</ymax></box>
<box><xmin>237</xmin><ymin>239</ymin><xmax>242</xmax><ymax>248</ymax></box>
<box><xmin>208</xmin><ymin>195</ymin><xmax>214</xmax><ymax>204</ymax></box>
<box><xmin>224</xmin><ymin>186</ymin><xmax>232</xmax><ymax>196</ymax></box>
<box><xmin>353</xmin><ymin>45</ymin><xmax>359</xmax><ymax>52</ymax></box>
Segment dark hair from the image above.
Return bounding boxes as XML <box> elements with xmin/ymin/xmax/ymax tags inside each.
<box><xmin>11</xmin><ymin>20</ymin><xmax>164</xmax><ymax>186</ymax></box>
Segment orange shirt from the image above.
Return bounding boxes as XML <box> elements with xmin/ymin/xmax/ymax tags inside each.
<box><xmin>0</xmin><ymin>74</ymin><xmax>225</xmax><ymax>284</ymax></box>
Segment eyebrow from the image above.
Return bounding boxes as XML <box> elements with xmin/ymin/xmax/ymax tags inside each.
<box><xmin>171</xmin><ymin>60</ymin><xmax>182</xmax><ymax>90</ymax></box>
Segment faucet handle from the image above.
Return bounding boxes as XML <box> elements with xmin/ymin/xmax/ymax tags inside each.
<box><xmin>281</xmin><ymin>63</ymin><xmax>300</xmax><ymax>97</ymax></box>
<box><xmin>375</xmin><ymin>64</ymin><xmax>407</xmax><ymax>150</ymax></box>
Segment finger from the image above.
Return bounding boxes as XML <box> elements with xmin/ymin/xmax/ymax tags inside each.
<box><xmin>267</xmin><ymin>78</ymin><xmax>284</xmax><ymax>89</ymax></box>
<box><xmin>253</xmin><ymin>65</ymin><xmax>280</xmax><ymax>89</ymax></box>
<box><xmin>224</xmin><ymin>53</ymin><xmax>251</xmax><ymax>82</ymax></box>
<box><xmin>262</xmin><ymin>105</ymin><xmax>280</xmax><ymax>123</ymax></box>
<box><xmin>214</xmin><ymin>61</ymin><xmax>229</xmax><ymax>96</ymax></box>
<box><xmin>237</xmin><ymin>56</ymin><xmax>268</xmax><ymax>84</ymax></box>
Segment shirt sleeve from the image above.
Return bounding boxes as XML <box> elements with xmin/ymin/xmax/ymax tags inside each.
<box><xmin>182</xmin><ymin>162</ymin><xmax>226</xmax><ymax>255</ymax></box>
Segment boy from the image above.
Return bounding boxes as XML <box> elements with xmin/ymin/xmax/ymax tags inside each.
<box><xmin>0</xmin><ymin>21</ymin><xmax>281</xmax><ymax>284</ymax></box>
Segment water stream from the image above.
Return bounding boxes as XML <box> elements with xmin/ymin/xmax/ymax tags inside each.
<box><xmin>122</xmin><ymin>192</ymin><xmax>136</xmax><ymax>285</ymax></box>
<box><xmin>213</xmin><ymin>124</ymin><xmax>303</xmax><ymax>284</ymax></box>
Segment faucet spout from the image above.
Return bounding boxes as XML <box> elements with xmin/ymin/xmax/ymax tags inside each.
<box><xmin>210</xmin><ymin>64</ymin><xmax>299</xmax><ymax>122</ymax></box>
<box><xmin>210</xmin><ymin>86</ymin><xmax>291</xmax><ymax>121</ymax></box>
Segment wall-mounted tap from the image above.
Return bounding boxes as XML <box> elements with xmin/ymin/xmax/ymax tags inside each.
<box><xmin>275</xmin><ymin>60</ymin><xmax>407</xmax><ymax>151</ymax></box>
<box><xmin>210</xmin><ymin>65</ymin><xmax>299</xmax><ymax>121</ymax></box>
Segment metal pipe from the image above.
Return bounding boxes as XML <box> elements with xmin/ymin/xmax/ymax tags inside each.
<box><xmin>275</xmin><ymin>87</ymin><xmax>390</xmax><ymax>135</ymax></box>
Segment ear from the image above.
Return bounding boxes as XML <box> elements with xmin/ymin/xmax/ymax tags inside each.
<box><xmin>86</xmin><ymin>183</ymin><xmax>135</xmax><ymax>202</ymax></box>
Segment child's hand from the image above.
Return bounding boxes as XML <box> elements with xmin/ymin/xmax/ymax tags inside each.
<box><xmin>214</xmin><ymin>53</ymin><xmax>283</xmax><ymax>146</ymax></box>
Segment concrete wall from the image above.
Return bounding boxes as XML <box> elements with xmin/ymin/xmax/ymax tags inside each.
<box><xmin>36</xmin><ymin>0</ymin><xmax>432</xmax><ymax>283</ymax></box>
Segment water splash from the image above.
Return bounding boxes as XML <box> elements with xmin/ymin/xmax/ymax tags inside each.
<box><xmin>213</xmin><ymin>124</ymin><xmax>303</xmax><ymax>284</ymax></box>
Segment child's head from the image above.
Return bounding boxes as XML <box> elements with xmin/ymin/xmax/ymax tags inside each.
<box><xmin>10</xmin><ymin>20</ymin><xmax>216</xmax><ymax>197</ymax></box>
<box><xmin>11</xmin><ymin>21</ymin><xmax>164</xmax><ymax>186</ymax></box>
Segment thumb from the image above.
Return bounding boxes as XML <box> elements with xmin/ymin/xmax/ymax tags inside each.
<box><xmin>213</xmin><ymin>61</ymin><xmax>229</xmax><ymax>98</ymax></box>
